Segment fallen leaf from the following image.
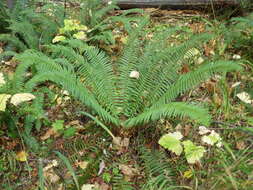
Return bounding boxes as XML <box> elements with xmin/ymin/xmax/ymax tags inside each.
<box><xmin>113</xmin><ymin>137</ymin><xmax>129</xmax><ymax>154</ymax></box>
<box><xmin>0</xmin><ymin>94</ymin><xmax>11</xmax><ymax>111</ymax></box>
<box><xmin>232</xmin><ymin>54</ymin><xmax>241</xmax><ymax>60</ymax></box>
<box><xmin>236</xmin><ymin>92</ymin><xmax>252</xmax><ymax>104</ymax></box>
<box><xmin>43</xmin><ymin>168</ymin><xmax>60</xmax><ymax>183</ymax></box>
<box><xmin>119</xmin><ymin>164</ymin><xmax>138</xmax><ymax>177</ymax></box>
<box><xmin>43</xmin><ymin>159</ymin><xmax>59</xmax><ymax>171</ymax></box>
<box><xmin>231</xmin><ymin>82</ymin><xmax>241</xmax><ymax>88</ymax></box>
<box><xmin>81</xmin><ymin>184</ymin><xmax>95</xmax><ymax>190</ymax></box>
<box><xmin>198</xmin><ymin>126</ymin><xmax>211</xmax><ymax>135</ymax></box>
<box><xmin>97</xmin><ymin>182</ymin><xmax>110</xmax><ymax>190</ymax></box>
<box><xmin>236</xmin><ymin>141</ymin><xmax>246</xmax><ymax>150</ymax></box>
<box><xmin>40</xmin><ymin>128</ymin><xmax>57</xmax><ymax>140</ymax></box>
<box><xmin>184</xmin><ymin>125</ymin><xmax>191</xmax><ymax>136</ymax></box>
<box><xmin>183</xmin><ymin>170</ymin><xmax>193</xmax><ymax>178</ymax></box>
<box><xmin>10</xmin><ymin>93</ymin><xmax>35</xmax><ymax>106</ymax></box>
<box><xmin>129</xmin><ymin>71</ymin><xmax>139</xmax><ymax>79</ymax></box>
<box><xmin>98</xmin><ymin>160</ymin><xmax>105</xmax><ymax>175</ymax></box>
<box><xmin>16</xmin><ymin>151</ymin><xmax>27</xmax><ymax>162</ymax></box>
<box><xmin>77</xmin><ymin>161</ymin><xmax>89</xmax><ymax>170</ymax></box>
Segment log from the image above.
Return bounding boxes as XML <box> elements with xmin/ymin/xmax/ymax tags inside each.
<box><xmin>104</xmin><ymin>0</ymin><xmax>240</xmax><ymax>8</ymax></box>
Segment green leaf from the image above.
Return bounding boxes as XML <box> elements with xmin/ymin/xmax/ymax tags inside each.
<box><xmin>52</xmin><ymin>120</ymin><xmax>64</xmax><ymax>131</ymax></box>
<box><xmin>201</xmin><ymin>130</ymin><xmax>222</xmax><ymax>147</ymax></box>
<box><xmin>182</xmin><ymin>140</ymin><xmax>206</xmax><ymax>164</ymax></box>
<box><xmin>158</xmin><ymin>132</ymin><xmax>183</xmax><ymax>156</ymax></box>
<box><xmin>63</xmin><ymin>127</ymin><xmax>76</xmax><ymax>138</ymax></box>
<box><xmin>54</xmin><ymin>151</ymin><xmax>80</xmax><ymax>190</ymax></box>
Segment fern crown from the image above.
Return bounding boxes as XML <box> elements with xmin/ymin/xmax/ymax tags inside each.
<box><xmin>8</xmin><ymin>24</ymin><xmax>242</xmax><ymax>129</ymax></box>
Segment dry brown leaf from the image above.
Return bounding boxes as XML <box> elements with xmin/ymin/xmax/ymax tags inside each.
<box><xmin>43</xmin><ymin>169</ymin><xmax>60</xmax><ymax>183</ymax></box>
<box><xmin>119</xmin><ymin>164</ymin><xmax>138</xmax><ymax>177</ymax></box>
<box><xmin>96</xmin><ymin>183</ymin><xmax>110</xmax><ymax>190</ymax></box>
<box><xmin>40</xmin><ymin>128</ymin><xmax>58</xmax><ymax>140</ymax></box>
<box><xmin>16</xmin><ymin>151</ymin><xmax>28</xmax><ymax>162</ymax></box>
<box><xmin>236</xmin><ymin>141</ymin><xmax>246</xmax><ymax>150</ymax></box>
<box><xmin>113</xmin><ymin>137</ymin><xmax>129</xmax><ymax>154</ymax></box>
<box><xmin>43</xmin><ymin>160</ymin><xmax>59</xmax><ymax>172</ymax></box>
<box><xmin>184</xmin><ymin>125</ymin><xmax>191</xmax><ymax>137</ymax></box>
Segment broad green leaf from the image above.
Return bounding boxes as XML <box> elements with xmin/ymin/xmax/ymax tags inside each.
<box><xmin>52</xmin><ymin>120</ymin><xmax>64</xmax><ymax>131</ymax></box>
<box><xmin>0</xmin><ymin>94</ymin><xmax>11</xmax><ymax>111</ymax></box>
<box><xmin>60</xmin><ymin>19</ymin><xmax>88</xmax><ymax>33</ymax></box>
<box><xmin>63</xmin><ymin>127</ymin><xmax>76</xmax><ymax>138</ymax></box>
<box><xmin>182</xmin><ymin>140</ymin><xmax>206</xmax><ymax>164</ymax></box>
<box><xmin>202</xmin><ymin>130</ymin><xmax>222</xmax><ymax>147</ymax></box>
<box><xmin>158</xmin><ymin>132</ymin><xmax>183</xmax><ymax>155</ymax></box>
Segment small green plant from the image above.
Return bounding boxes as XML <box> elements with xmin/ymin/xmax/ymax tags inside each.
<box><xmin>52</xmin><ymin>120</ymin><xmax>77</xmax><ymax>138</ymax></box>
<box><xmin>159</xmin><ymin>126</ymin><xmax>223</xmax><ymax>164</ymax></box>
<box><xmin>0</xmin><ymin>72</ymin><xmax>51</xmax><ymax>151</ymax></box>
<box><xmin>73</xmin><ymin>0</ymin><xmax>143</xmax><ymax>45</ymax></box>
<box><xmin>0</xmin><ymin>0</ymin><xmax>60</xmax><ymax>60</ymax></box>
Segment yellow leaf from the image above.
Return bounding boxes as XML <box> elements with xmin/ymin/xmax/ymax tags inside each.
<box><xmin>73</xmin><ymin>31</ymin><xmax>87</xmax><ymax>40</ymax></box>
<box><xmin>77</xmin><ymin>161</ymin><xmax>89</xmax><ymax>169</ymax></box>
<box><xmin>10</xmin><ymin>93</ymin><xmax>35</xmax><ymax>106</ymax></box>
<box><xmin>77</xmin><ymin>25</ymin><xmax>88</xmax><ymax>31</ymax></box>
<box><xmin>52</xmin><ymin>35</ymin><xmax>66</xmax><ymax>43</ymax></box>
<box><xmin>183</xmin><ymin>170</ymin><xmax>193</xmax><ymax>178</ymax></box>
<box><xmin>16</xmin><ymin>151</ymin><xmax>27</xmax><ymax>162</ymax></box>
<box><xmin>0</xmin><ymin>94</ymin><xmax>11</xmax><ymax>111</ymax></box>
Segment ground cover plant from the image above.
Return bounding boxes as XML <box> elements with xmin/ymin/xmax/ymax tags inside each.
<box><xmin>0</xmin><ymin>0</ymin><xmax>252</xmax><ymax>190</ymax></box>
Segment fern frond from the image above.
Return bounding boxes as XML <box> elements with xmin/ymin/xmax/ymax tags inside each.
<box><xmin>152</xmin><ymin>61</ymin><xmax>243</xmax><ymax>108</ymax></box>
<box><xmin>78</xmin><ymin>46</ymin><xmax>117</xmax><ymax>113</ymax></box>
<box><xmin>140</xmin><ymin>147</ymin><xmax>175</xmax><ymax>190</ymax></box>
<box><xmin>25</xmin><ymin>70</ymin><xmax>120</xmax><ymax>126</ymax></box>
<box><xmin>8</xmin><ymin>19</ymin><xmax>39</xmax><ymax>49</ymax></box>
<box><xmin>112</xmin><ymin>173</ymin><xmax>134</xmax><ymax>190</ymax></box>
<box><xmin>45</xmin><ymin>44</ymin><xmax>85</xmax><ymax>64</ymax></box>
<box><xmin>14</xmin><ymin>49</ymin><xmax>63</xmax><ymax>84</ymax></box>
<box><xmin>0</xmin><ymin>34</ymin><xmax>27</xmax><ymax>51</ymax></box>
<box><xmin>0</xmin><ymin>51</ymin><xmax>16</xmax><ymax>61</ymax></box>
<box><xmin>63</xmin><ymin>39</ymin><xmax>89</xmax><ymax>54</ymax></box>
<box><xmin>124</xmin><ymin>102</ymin><xmax>211</xmax><ymax>128</ymax></box>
